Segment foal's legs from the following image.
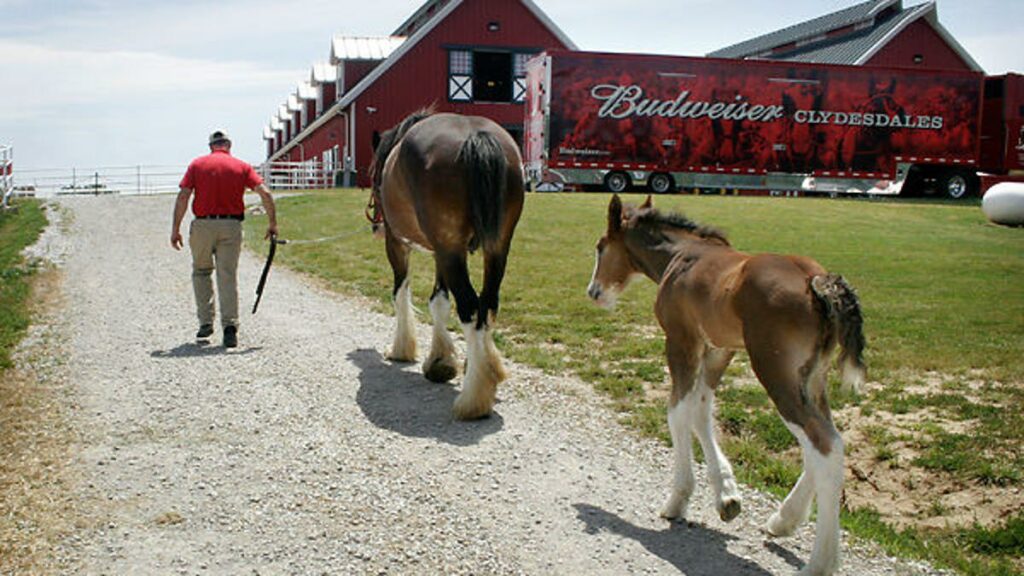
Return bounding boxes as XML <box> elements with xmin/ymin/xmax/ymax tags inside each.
<box><xmin>660</xmin><ymin>334</ymin><xmax>701</xmax><ymax>520</ymax></box>
<box><xmin>692</xmin><ymin>347</ymin><xmax>742</xmax><ymax>522</ymax></box>
<box><xmin>422</xmin><ymin>270</ymin><xmax>458</xmax><ymax>383</ymax></box>
<box><xmin>750</xmin><ymin>344</ymin><xmax>844</xmax><ymax>576</ymax></box>
<box><xmin>385</xmin><ymin>231</ymin><xmax>416</xmax><ymax>362</ymax></box>
<box><xmin>437</xmin><ymin>251</ymin><xmax>500</xmax><ymax>420</ymax></box>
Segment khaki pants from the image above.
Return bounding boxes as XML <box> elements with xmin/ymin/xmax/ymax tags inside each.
<box><xmin>189</xmin><ymin>219</ymin><xmax>242</xmax><ymax>328</ymax></box>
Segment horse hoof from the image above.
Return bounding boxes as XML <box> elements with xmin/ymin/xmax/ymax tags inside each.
<box><xmin>718</xmin><ymin>497</ymin><xmax>742</xmax><ymax>522</ymax></box>
<box><xmin>452</xmin><ymin>394</ymin><xmax>492</xmax><ymax>421</ymax></box>
<box><xmin>764</xmin><ymin>511</ymin><xmax>797</xmax><ymax>537</ymax></box>
<box><xmin>423</xmin><ymin>357</ymin><xmax>458</xmax><ymax>383</ymax></box>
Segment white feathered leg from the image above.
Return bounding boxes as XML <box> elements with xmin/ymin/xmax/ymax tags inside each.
<box><xmin>388</xmin><ymin>279</ymin><xmax>417</xmax><ymax>362</ymax></box>
<box><xmin>422</xmin><ymin>291</ymin><xmax>458</xmax><ymax>382</ymax></box>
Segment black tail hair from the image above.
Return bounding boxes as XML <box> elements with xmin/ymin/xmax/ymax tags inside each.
<box><xmin>458</xmin><ymin>131</ymin><xmax>507</xmax><ymax>252</ymax></box>
<box><xmin>812</xmin><ymin>273</ymin><xmax>867</xmax><ymax>384</ymax></box>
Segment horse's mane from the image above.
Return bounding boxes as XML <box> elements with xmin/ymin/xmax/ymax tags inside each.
<box><xmin>369</xmin><ymin>107</ymin><xmax>435</xmax><ymax>189</ymax></box>
<box><xmin>632</xmin><ymin>207</ymin><xmax>730</xmax><ymax>246</ymax></box>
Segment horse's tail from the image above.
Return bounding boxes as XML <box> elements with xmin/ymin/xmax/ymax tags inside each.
<box><xmin>458</xmin><ymin>131</ymin><xmax>507</xmax><ymax>252</ymax></box>
<box><xmin>811</xmin><ymin>273</ymin><xmax>867</xmax><ymax>394</ymax></box>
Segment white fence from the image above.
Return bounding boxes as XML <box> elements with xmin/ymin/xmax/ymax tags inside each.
<box><xmin>1</xmin><ymin>145</ymin><xmax>12</xmax><ymax>208</ymax></box>
<box><xmin>3</xmin><ymin>159</ymin><xmax>348</xmax><ymax>202</ymax></box>
<box><xmin>258</xmin><ymin>159</ymin><xmax>342</xmax><ymax>190</ymax></box>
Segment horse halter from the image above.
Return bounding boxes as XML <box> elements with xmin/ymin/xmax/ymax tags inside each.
<box><xmin>365</xmin><ymin>189</ymin><xmax>384</xmax><ymax>226</ymax></box>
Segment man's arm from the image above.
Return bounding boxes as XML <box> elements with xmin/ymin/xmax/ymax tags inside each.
<box><xmin>170</xmin><ymin>187</ymin><xmax>193</xmax><ymax>250</ymax></box>
<box><xmin>254</xmin><ymin>183</ymin><xmax>278</xmax><ymax>239</ymax></box>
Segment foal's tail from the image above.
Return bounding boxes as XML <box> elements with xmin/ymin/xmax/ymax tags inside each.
<box><xmin>458</xmin><ymin>131</ymin><xmax>508</xmax><ymax>252</ymax></box>
<box><xmin>811</xmin><ymin>274</ymin><xmax>867</xmax><ymax>394</ymax></box>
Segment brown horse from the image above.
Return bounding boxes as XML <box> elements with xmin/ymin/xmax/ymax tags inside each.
<box><xmin>588</xmin><ymin>195</ymin><xmax>865</xmax><ymax>576</ymax></box>
<box><xmin>370</xmin><ymin>110</ymin><xmax>524</xmax><ymax>420</ymax></box>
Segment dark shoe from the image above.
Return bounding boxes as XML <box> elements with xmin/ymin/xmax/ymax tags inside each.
<box><xmin>196</xmin><ymin>324</ymin><xmax>214</xmax><ymax>339</ymax></box>
<box><xmin>223</xmin><ymin>325</ymin><xmax>238</xmax><ymax>348</ymax></box>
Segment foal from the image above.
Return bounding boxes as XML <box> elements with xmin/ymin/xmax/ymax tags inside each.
<box><xmin>588</xmin><ymin>195</ymin><xmax>865</xmax><ymax>576</ymax></box>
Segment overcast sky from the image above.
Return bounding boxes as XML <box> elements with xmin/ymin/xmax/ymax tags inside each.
<box><xmin>2</xmin><ymin>0</ymin><xmax>1021</xmax><ymax>171</ymax></box>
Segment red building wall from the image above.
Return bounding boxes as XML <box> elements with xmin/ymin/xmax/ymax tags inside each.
<box><xmin>345</xmin><ymin>0</ymin><xmax>572</xmax><ymax>186</ymax></box>
<box><xmin>342</xmin><ymin>60</ymin><xmax>382</xmax><ymax>93</ymax></box>
<box><xmin>866</xmin><ymin>19</ymin><xmax>972</xmax><ymax>71</ymax></box>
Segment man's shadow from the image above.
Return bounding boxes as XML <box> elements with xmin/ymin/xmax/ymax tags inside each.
<box><xmin>150</xmin><ymin>342</ymin><xmax>263</xmax><ymax>358</ymax></box>
<box><xmin>573</xmin><ymin>503</ymin><xmax>791</xmax><ymax>575</ymax></box>
<box><xmin>349</xmin><ymin>348</ymin><xmax>503</xmax><ymax>446</ymax></box>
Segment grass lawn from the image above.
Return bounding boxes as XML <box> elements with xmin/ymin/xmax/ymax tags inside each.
<box><xmin>246</xmin><ymin>189</ymin><xmax>1024</xmax><ymax>575</ymax></box>
<box><xmin>0</xmin><ymin>200</ymin><xmax>47</xmax><ymax>368</ymax></box>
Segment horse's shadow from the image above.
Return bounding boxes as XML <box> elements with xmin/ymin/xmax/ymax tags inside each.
<box><xmin>573</xmin><ymin>503</ymin><xmax>777</xmax><ymax>576</ymax></box>
<box><xmin>349</xmin><ymin>348</ymin><xmax>503</xmax><ymax>446</ymax></box>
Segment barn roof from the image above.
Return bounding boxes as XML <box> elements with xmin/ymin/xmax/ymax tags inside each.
<box><xmin>309</xmin><ymin>62</ymin><xmax>338</xmax><ymax>85</ymax></box>
<box><xmin>272</xmin><ymin>0</ymin><xmax>576</xmax><ymax>161</ymax></box>
<box><xmin>297</xmin><ymin>82</ymin><xmax>317</xmax><ymax>101</ymax></box>
<box><xmin>286</xmin><ymin>94</ymin><xmax>302</xmax><ymax>112</ymax></box>
<box><xmin>330</xmin><ymin>35</ymin><xmax>406</xmax><ymax>62</ymax></box>
<box><xmin>708</xmin><ymin>0</ymin><xmax>981</xmax><ymax>71</ymax></box>
<box><xmin>263</xmin><ymin>126</ymin><xmax>274</xmax><ymax>140</ymax></box>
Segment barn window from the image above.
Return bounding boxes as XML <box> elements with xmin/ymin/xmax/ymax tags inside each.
<box><xmin>447</xmin><ymin>48</ymin><xmax>536</xmax><ymax>104</ymax></box>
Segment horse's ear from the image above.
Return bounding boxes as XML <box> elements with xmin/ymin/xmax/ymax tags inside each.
<box><xmin>608</xmin><ymin>194</ymin><xmax>623</xmax><ymax>232</ymax></box>
<box><xmin>640</xmin><ymin>194</ymin><xmax>653</xmax><ymax>209</ymax></box>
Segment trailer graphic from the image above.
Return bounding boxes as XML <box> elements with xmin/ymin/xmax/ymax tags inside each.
<box><xmin>526</xmin><ymin>50</ymin><xmax>1021</xmax><ymax>198</ymax></box>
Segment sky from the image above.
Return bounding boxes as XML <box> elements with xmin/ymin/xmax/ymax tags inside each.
<box><xmin>2</xmin><ymin>0</ymin><xmax>1022</xmax><ymax>172</ymax></box>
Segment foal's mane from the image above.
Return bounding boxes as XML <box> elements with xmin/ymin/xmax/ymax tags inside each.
<box><xmin>631</xmin><ymin>207</ymin><xmax>731</xmax><ymax>246</ymax></box>
<box><xmin>369</xmin><ymin>107</ymin><xmax>435</xmax><ymax>189</ymax></box>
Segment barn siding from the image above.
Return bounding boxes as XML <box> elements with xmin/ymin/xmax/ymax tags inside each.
<box><xmin>866</xmin><ymin>19</ymin><xmax>971</xmax><ymax>71</ymax></box>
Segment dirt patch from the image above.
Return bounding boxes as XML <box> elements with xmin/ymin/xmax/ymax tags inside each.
<box><xmin>836</xmin><ymin>375</ymin><xmax>1024</xmax><ymax>531</ymax></box>
<box><xmin>0</xmin><ymin>269</ymin><xmax>82</xmax><ymax>574</ymax></box>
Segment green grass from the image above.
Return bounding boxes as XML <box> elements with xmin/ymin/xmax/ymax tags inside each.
<box><xmin>0</xmin><ymin>200</ymin><xmax>47</xmax><ymax>369</ymax></box>
<box><xmin>245</xmin><ymin>189</ymin><xmax>1024</xmax><ymax>575</ymax></box>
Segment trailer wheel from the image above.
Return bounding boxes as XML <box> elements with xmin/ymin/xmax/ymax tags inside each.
<box><xmin>648</xmin><ymin>173</ymin><xmax>674</xmax><ymax>194</ymax></box>
<box><xmin>942</xmin><ymin>171</ymin><xmax>978</xmax><ymax>200</ymax></box>
<box><xmin>604</xmin><ymin>171</ymin><xmax>630</xmax><ymax>193</ymax></box>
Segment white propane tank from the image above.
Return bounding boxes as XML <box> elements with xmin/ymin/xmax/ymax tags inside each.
<box><xmin>982</xmin><ymin>183</ymin><xmax>1024</xmax><ymax>226</ymax></box>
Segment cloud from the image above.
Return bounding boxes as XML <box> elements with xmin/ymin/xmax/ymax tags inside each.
<box><xmin>0</xmin><ymin>40</ymin><xmax>299</xmax><ymax>122</ymax></box>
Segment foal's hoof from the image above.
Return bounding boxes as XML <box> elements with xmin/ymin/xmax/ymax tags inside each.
<box><xmin>717</xmin><ymin>497</ymin><xmax>742</xmax><ymax>522</ymax></box>
<box><xmin>423</xmin><ymin>357</ymin><xmax>458</xmax><ymax>383</ymax></box>
<box><xmin>452</xmin><ymin>393</ymin><xmax>493</xmax><ymax>421</ymax></box>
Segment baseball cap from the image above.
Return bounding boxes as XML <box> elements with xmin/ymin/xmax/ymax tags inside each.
<box><xmin>209</xmin><ymin>130</ymin><xmax>231</xmax><ymax>145</ymax></box>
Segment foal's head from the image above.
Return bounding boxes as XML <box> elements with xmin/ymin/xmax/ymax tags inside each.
<box><xmin>587</xmin><ymin>194</ymin><xmax>729</xmax><ymax>308</ymax></box>
<box><xmin>586</xmin><ymin>194</ymin><xmax>649</xmax><ymax>308</ymax></box>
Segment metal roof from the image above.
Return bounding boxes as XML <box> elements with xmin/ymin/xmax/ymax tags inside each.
<box><xmin>270</xmin><ymin>117</ymin><xmax>282</xmax><ymax>132</ymax></box>
<box><xmin>297</xmin><ymin>81</ymin><xmax>317</xmax><ymax>101</ymax></box>
<box><xmin>309</xmin><ymin>62</ymin><xmax>338</xmax><ymax>85</ymax></box>
<box><xmin>330</xmin><ymin>35</ymin><xmax>406</xmax><ymax>62</ymax></box>
<box><xmin>708</xmin><ymin>0</ymin><xmax>981</xmax><ymax>72</ymax></box>
<box><xmin>263</xmin><ymin>126</ymin><xmax>274</xmax><ymax>140</ymax></box>
<box><xmin>709</xmin><ymin>0</ymin><xmax>898</xmax><ymax>59</ymax></box>
<box><xmin>286</xmin><ymin>94</ymin><xmax>302</xmax><ymax>112</ymax></box>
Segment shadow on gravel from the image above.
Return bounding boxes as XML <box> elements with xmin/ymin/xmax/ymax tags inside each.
<box><xmin>150</xmin><ymin>342</ymin><xmax>263</xmax><ymax>358</ymax></box>
<box><xmin>573</xmin><ymin>503</ymin><xmax>777</xmax><ymax>575</ymax></box>
<box><xmin>350</xmin><ymin>348</ymin><xmax>503</xmax><ymax>446</ymax></box>
<box><xmin>763</xmin><ymin>541</ymin><xmax>804</xmax><ymax>571</ymax></box>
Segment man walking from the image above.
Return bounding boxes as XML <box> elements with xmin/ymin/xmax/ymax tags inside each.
<box><xmin>171</xmin><ymin>130</ymin><xmax>277</xmax><ymax>348</ymax></box>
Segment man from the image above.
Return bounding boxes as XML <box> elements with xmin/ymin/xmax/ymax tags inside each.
<box><xmin>171</xmin><ymin>130</ymin><xmax>277</xmax><ymax>348</ymax></box>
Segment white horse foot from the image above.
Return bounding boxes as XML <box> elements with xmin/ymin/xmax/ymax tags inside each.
<box><xmin>717</xmin><ymin>495</ymin><xmax>742</xmax><ymax>522</ymax></box>
<box><xmin>423</xmin><ymin>351</ymin><xmax>458</xmax><ymax>383</ymax></box>
<box><xmin>764</xmin><ymin>510</ymin><xmax>799</xmax><ymax>537</ymax></box>
<box><xmin>452</xmin><ymin>323</ymin><xmax>505</xmax><ymax>420</ymax></box>
<box><xmin>660</xmin><ymin>492</ymin><xmax>690</xmax><ymax>520</ymax></box>
<box><xmin>388</xmin><ymin>280</ymin><xmax>416</xmax><ymax>362</ymax></box>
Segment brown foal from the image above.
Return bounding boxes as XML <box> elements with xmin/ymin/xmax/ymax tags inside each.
<box><xmin>588</xmin><ymin>194</ymin><xmax>865</xmax><ymax>576</ymax></box>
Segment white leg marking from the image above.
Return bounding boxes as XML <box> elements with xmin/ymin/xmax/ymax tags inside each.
<box><xmin>766</xmin><ymin>469</ymin><xmax>815</xmax><ymax>537</ymax></box>
<box><xmin>422</xmin><ymin>291</ymin><xmax>458</xmax><ymax>381</ymax></box>
<box><xmin>388</xmin><ymin>279</ymin><xmax>417</xmax><ymax>361</ymax></box>
<box><xmin>661</xmin><ymin>398</ymin><xmax>696</xmax><ymax>520</ymax></box>
<box><xmin>452</xmin><ymin>323</ymin><xmax>504</xmax><ymax>420</ymax></box>
<box><xmin>785</xmin><ymin>422</ymin><xmax>843</xmax><ymax>576</ymax></box>
<box><xmin>691</xmin><ymin>379</ymin><xmax>741</xmax><ymax>522</ymax></box>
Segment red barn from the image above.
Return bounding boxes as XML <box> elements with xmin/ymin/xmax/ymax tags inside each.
<box><xmin>708</xmin><ymin>0</ymin><xmax>982</xmax><ymax>72</ymax></box>
<box><xmin>266</xmin><ymin>0</ymin><xmax>576</xmax><ymax>188</ymax></box>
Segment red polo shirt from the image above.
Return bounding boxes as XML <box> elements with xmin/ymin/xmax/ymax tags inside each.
<box><xmin>180</xmin><ymin>150</ymin><xmax>263</xmax><ymax>217</ymax></box>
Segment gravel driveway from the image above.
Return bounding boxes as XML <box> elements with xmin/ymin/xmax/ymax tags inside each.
<box><xmin>28</xmin><ymin>194</ymin><xmax>941</xmax><ymax>575</ymax></box>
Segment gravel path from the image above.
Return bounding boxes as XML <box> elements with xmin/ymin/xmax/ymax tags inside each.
<box><xmin>29</xmin><ymin>194</ymin><xmax>942</xmax><ymax>575</ymax></box>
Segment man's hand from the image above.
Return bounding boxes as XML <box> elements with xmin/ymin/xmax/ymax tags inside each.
<box><xmin>171</xmin><ymin>230</ymin><xmax>183</xmax><ymax>250</ymax></box>
<box><xmin>265</xmin><ymin>223</ymin><xmax>278</xmax><ymax>240</ymax></box>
